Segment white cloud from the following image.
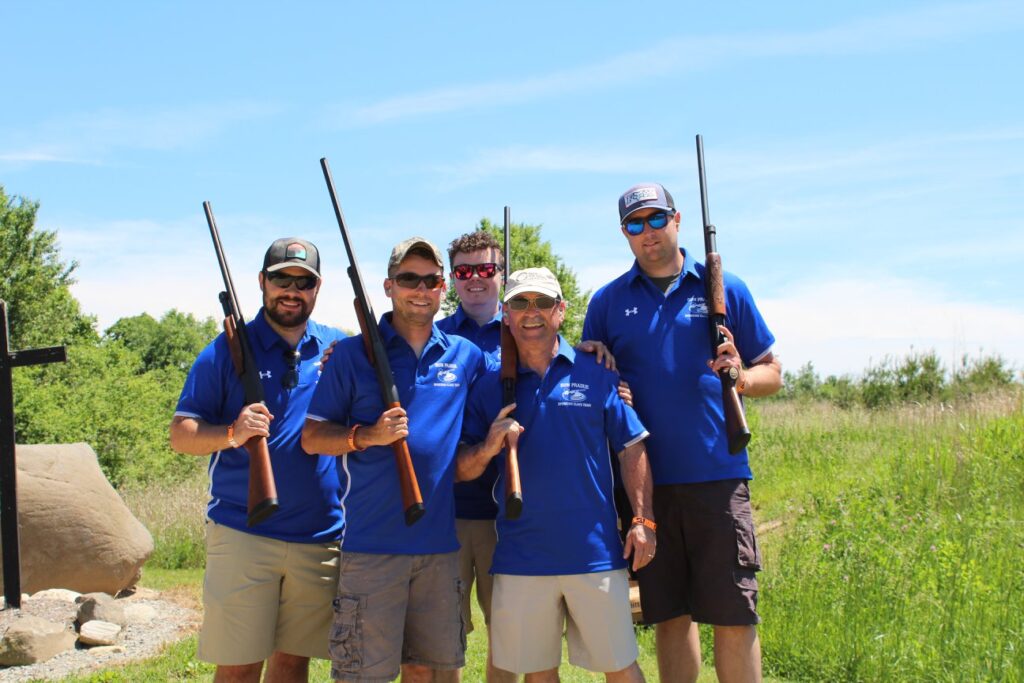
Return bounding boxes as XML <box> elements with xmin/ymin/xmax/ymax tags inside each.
<box><xmin>333</xmin><ymin>1</ymin><xmax>1024</xmax><ymax>127</ymax></box>
<box><xmin>758</xmin><ymin>276</ymin><xmax>1024</xmax><ymax>377</ymax></box>
<box><xmin>0</xmin><ymin>101</ymin><xmax>283</xmax><ymax>166</ymax></box>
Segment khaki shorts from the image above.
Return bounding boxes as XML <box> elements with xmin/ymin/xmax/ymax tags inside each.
<box><xmin>491</xmin><ymin>570</ymin><xmax>638</xmax><ymax>674</ymax></box>
<box><xmin>330</xmin><ymin>551</ymin><xmax>465</xmax><ymax>682</ymax></box>
<box><xmin>456</xmin><ymin>518</ymin><xmax>498</xmax><ymax>633</ymax></box>
<box><xmin>198</xmin><ymin>522</ymin><xmax>340</xmax><ymax>665</ymax></box>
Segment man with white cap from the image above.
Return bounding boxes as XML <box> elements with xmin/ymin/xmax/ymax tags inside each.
<box><xmin>170</xmin><ymin>237</ymin><xmax>346</xmax><ymax>682</ymax></box>
<box><xmin>302</xmin><ymin>237</ymin><xmax>487</xmax><ymax>683</ymax></box>
<box><xmin>583</xmin><ymin>183</ymin><xmax>782</xmax><ymax>683</ymax></box>
<box><xmin>457</xmin><ymin>267</ymin><xmax>656</xmax><ymax>683</ymax></box>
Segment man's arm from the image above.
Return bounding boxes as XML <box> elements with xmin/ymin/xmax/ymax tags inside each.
<box><xmin>301</xmin><ymin>407</ymin><xmax>409</xmax><ymax>456</ymax></box>
<box><xmin>168</xmin><ymin>403</ymin><xmax>272</xmax><ymax>456</ymax></box>
<box><xmin>619</xmin><ymin>439</ymin><xmax>656</xmax><ymax>572</ymax></box>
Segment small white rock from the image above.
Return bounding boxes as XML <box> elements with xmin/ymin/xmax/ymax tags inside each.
<box><xmin>124</xmin><ymin>603</ymin><xmax>158</xmax><ymax>623</ymax></box>
<box><xmin>78</xmin><ymin>620</ymin><xmax>122</xmax><ymax>646</ymax></box>
<box><xmin>31</xmin><ymin>588</ymin><xmax>83</xmax><ymax>602</ymax></box>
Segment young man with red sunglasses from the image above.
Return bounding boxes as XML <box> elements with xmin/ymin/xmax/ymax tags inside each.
<box><xmin>303</xmin><ymin>237</ymin><xmax>487</xmax><ymax>683</ymax></box>
<box><xmin>583</xmin><ymin>184</ymin><xmax>783</xmax><ymax>683</ymax></box>
<box><xmin>170</xmin><ymin>237</ymin><xmax>347</xmax><ymax>682</ymax></box>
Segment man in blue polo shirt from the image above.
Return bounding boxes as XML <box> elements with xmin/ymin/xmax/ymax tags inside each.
<box><xmin>459</xmin><ymin>267</ymin><xmax>656</xmax><ymax>683</ymax></box>
<box><xmin>583</xmin><ymin>183</ymin><xmax>783</xmax><ymax>683</ymax></box>
<box><xmin>170</xmin><ymin>237</ymin><xmax>346</xmax><ymax>682</ymax></box>
<box><xmin>302</xmin><ymin>237</ymin><xmax>486</xmax><ymax>683</ymax></box>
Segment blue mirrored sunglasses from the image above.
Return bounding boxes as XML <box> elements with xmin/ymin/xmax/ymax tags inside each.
<box><xmin>623</xmin><ymin>211</ymin><xmax>674</xmax><ymax>236</ymax></box>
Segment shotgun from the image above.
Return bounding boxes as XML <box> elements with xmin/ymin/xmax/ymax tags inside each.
<box><xmin>319</xmin><ymin>158</ymin><xmax>425</xmax><ymax>526</ymax></box>
<box><xmin>695</xmin><ymin>135</ymin><xmax>751</xmax><ymax>455</ymax></box>
<box><xmin>500</xmin><ymin>206</ymin><xmax>523</xmax><ymax>519</ymax></box>
<box><xmin>203</xmin><ymin>201</ymin><xmax>279</xmax><ymax>526</ymax></box>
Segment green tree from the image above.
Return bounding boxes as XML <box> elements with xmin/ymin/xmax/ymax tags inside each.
<box><xmin>105</xmin><ymin>309</ymin><xmax>217</xmax><ymax>373</ymax></box>
<box><xmin>442</xmin><ymin>218</ymin><xmax>590</xmax><ymax>344</ymax></box>
<box><xmin>0</xmin><ymin>185</ymin><xmax>95</xmax><ymax>348</ymax></box>
<box><xmin>12</xmin><ymin>343</ymin><xmax>199</xmax><ymax>486</ymax></box>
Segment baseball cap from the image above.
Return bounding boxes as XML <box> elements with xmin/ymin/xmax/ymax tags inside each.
<box><xmin>618</xmin><ymin>183</ymin><xmax>675</xmax><ymax>223</ymax></box>
<box><xmin>263</xmin><ymin>238</ymin><xmax>321</xmax><ymax>278</ymax></box>
<box><xmin>388</xmin><ymin>237</ymin><xmax>445</xmax><ymax>274</ymax></box>
<box><xmin>503</xmin><ymin>267</ymin><xmax>563</xmax><ymax>302</ymax></box>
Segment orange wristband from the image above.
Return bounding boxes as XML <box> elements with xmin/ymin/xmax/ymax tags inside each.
<box><xmin>347</xmin><ymin>424</ymin><xmax>365</xmax><ymax>452</ymax></box>
<box><xmin>631</xmin><ymin>516</ymin><xmax>657</xmax><ymax>532</ymax></box>
<box><xmin>226</xmin><ymin>423</ymin><xmax>240</xmax><ymax>449</ymax></box>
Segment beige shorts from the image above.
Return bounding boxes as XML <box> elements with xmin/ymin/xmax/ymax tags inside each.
<box><xmin>490</xmin><ymin>569</ymin><xmax>639</xmax><ymax>674</ymax></box>
<box><xmin>198</xmin><ymin>522</ymin><xmax>340</xmax><ymax>665</ymax></box>
<box><xmin>456</xmin><ymin>518</ymin><xmax>498</xmax><ymax>633</ymax></box>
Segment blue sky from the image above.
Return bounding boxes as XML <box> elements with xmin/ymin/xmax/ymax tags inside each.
<box><xmin>2</xmin><ymin>1</ymin><xmax>1022</xmax><ymax>377</ymax></box>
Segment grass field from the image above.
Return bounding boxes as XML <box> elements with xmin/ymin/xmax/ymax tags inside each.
<box><xmin>60</xmin><ymin>389</ymin><xmax>1023</xmax><ymax>681</ymax></box>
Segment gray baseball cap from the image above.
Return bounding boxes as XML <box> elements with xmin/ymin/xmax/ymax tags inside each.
<box><xmin>388</xmin><ymin>236</ymin><xmax>445</xmax><ymax>274</ymax></box>
<box><xmin>618</xmin><ymin>183</ymin><xmax>675</xmax><ymax>223</ymax></box>
<box><xmin>263</xmin><ymin>237</ymin><xmax>321</xmax><ymax>278</ymax></box>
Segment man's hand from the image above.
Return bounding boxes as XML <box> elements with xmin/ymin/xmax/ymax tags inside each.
<box><xmin>233</xmin><ymin>403</ymin><xmax>273</xmax><ymax>444</ymax></box>
<box><xmin>623</xmin><ymin>523</ymin><xmax>656</xmax><ymax>572</ymax></box>
<box><xmin>483</xmin><ymin>403</ymin><xmax>523</xmax><ymax>459</ymax></box>
<box><xmin>617</xmin><ymin>380</ymin><xmax>633</xmax><ymax>407</ymax></box>
<box><xmin>576</xmin><ymin>339</ymin><xmax>617</xmax><ymax>371</ymax></box>
<box><xmin>319</xmin><ymin>339</ymin><xmax>338</xmax><ymax>368</ymax></box>
<box><xmin>708</xmin><ymin>324</ymin><xmax>744</xmax><ymax>386</ymax></box>
<box><xmin>360</xmin><ymin>406</ymin><xmax>409</xmax><ymax>447</ymax></box>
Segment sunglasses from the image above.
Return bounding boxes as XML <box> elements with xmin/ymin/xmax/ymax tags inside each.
<box><xmin>623</xmin><ymin>211</ymin><xmax>675</xmax><ymax>236</ymax></box>
<box><xmin>452</xmin><ymin>262</ymin><xmax>500</xmax><ymax>281</ymax></box>
<box><xmin>507</xmin><ymin>295</ymin><xmax>560</xmax><ymax>311</ymax></box>
<box><xmin>391</xmin><ymin>272</ymin><xmax>445</xmax><ymax>290</ymax></box>
<box><xmin>282</xmin><ymin>349</ymin><xmax>300</xmax><ymax>390</ymax></box>
<box><xmin>265</xmin><ymin>271</ymin><xmax>318</xmax><ymax>291</ymax></box>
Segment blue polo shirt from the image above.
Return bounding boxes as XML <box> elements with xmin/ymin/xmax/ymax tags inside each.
<box><xmin>307</xmin><ymin>313</ymin><xmax>485</xmax><ymax>555</ymax></box>
<box><xmin>174</xmin><ymin>311</ymin><xmax>347</xmax><ymax>543</ymax></box>
<box><xmin>462</xmin><ymin>338</ymin><xmax>648</xmax><ymax>576</ymax></box>
<box><xmin>582</xmin><ymin>248</ymin><xmax>775</xmax><ymax>485</ymax></box>
<box><xmin>438</xmin><ymin>304</ymin><xmax>503</xmax><ymax>520</ymax></box>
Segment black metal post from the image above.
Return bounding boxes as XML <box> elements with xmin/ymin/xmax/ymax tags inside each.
<box><xmin>0</xmin><ymin>300</ymin><xmax>66</xmax><ymax>609</ymax></box>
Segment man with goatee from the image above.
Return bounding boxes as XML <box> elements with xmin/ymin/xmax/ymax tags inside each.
<box><xmin>170</xmin><ymin>237</ymin><xmax>346</xmax><ymax>683</ymax></box>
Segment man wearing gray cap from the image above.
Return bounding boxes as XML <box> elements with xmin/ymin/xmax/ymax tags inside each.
<box><xmin>170</xmin><ymin>237</ymin><xmax>346</xmax><ymax>682</ymax></box>
<box><xmin>458</xmin><ymin>267</ymin><xmax>656</xmax><ymax>682</ymax></box>
<box><xmin>303</xmin><ymin>237</ymin><xmax>487</xmax><ymax>683</ymax></box>
<box><xmin>583</xmin><ymin>184</ymin><xmax>782</xmax><ymax>683</ymax></box>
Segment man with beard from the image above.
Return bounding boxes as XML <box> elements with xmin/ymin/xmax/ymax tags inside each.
<box><xmin>170</xmin><ymin>237</ymin><xmax>346</xmax><ymax>683</ymax></box>
<box><xmin>302</xmin><ymin>237</ymin><xmax>487</xmax><ymax>683</ymax></box>
<box><xmin>583</xmin><ymin>184</ymin><xmax>782</xmax><ymax>683</ymax></box>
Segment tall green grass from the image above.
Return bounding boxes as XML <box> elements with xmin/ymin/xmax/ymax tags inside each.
<box><xmin>753</xmin><ymin>392</ymin><xmax>1024</xmax><ymax>681</ymax></box>
<box><xmin>116</xmin><ymin>391</ymin><xmax>1022</xmax><ymax>681</ymax></box>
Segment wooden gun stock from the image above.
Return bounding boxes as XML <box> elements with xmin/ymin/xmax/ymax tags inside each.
<box><xmin>501</xmin><ymin>206</ymin><xmax>523</xmax><ymax>519</ymax></box>
<box><xmin>217</xmin><ymin>281</ymin><xmax>279</xmax><ymax>527</ymax></box>
<box><xmin>696</xmin><ymin>137</ymin><xmax>752</xmax><ymax>455</ymax></box>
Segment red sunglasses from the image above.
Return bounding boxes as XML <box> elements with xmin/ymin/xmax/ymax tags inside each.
<box><xmin>453</xmin><ymin>262</ymin><xmax>500</xmax><ymax>281</ymax></box>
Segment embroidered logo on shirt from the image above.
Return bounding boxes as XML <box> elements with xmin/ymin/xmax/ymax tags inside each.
<box><xmin>432</xmin><ymin>362</ymin><xmax>462</xmax><ymax>387</ymax></box>
<box><xmin>557</xmin><ymin>382</ymin><xmax>592</xmax><ymax>407</ymax></box>
<box><xmin>259</xmin><ymin>370</ymin><xmax>272</xmax><ymax>379</ymax></box>
<box><xmin>685</xmin><ymin>296</ymin><xmax>709</xmax><ymax>318</ymax></box>
<box><xmin>625</xmin><ymin>307</ymin><xmax>638</xmax><ymax>317</ymax></box>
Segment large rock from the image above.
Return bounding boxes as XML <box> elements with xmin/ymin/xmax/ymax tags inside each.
<box><xmin>0</xmin><ymin>615</ymin><xmax>76</xmax><ymax>665</ymax></box>
<box><xmin>0</xmin><ymin>443</ymin><xmax>153</xmax><ymax>595</ymax></box>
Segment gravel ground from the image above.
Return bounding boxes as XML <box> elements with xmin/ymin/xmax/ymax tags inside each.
<box><xmin>0</xmin><ymin>588</ymin><xmax>199</xmax><ymax>682</ymax></box>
